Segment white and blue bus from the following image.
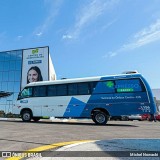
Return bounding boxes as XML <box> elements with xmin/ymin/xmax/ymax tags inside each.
<box><xmin>14</xmin><ymin>72</ymin><xmax>156</xmax><ymax>124</ymax></box>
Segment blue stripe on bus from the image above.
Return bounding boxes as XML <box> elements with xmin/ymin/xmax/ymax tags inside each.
<box><xmin>64</xmin><ymin>75</ymin><xmax>156</xmax><ymax>118</ymax></box>
<box><xmin>63</xmin><ymin>97</ymin><xmax>86</xmax><ymax>117</ymax></box>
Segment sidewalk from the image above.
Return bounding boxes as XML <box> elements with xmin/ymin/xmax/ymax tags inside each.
<box><xmin>28</xmin><ymin>139</ymin><xmax>160</xmax><ymax>160</ymax></box>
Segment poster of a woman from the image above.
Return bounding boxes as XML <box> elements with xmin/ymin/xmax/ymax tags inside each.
<box><xmin>21</xmin><ymin>47</ymin><xmax>49</xmax><ymax>89</ymax></box>
<box><xmin>27</xmin><ymin>66</ymin><xmax>43</xmax><ymax>84</ymax></box>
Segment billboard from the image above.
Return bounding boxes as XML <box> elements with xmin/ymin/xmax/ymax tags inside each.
<box><xmin>21</xmin><ymin>47</ymin><xmax>49</xmax><ymax>89</ymax></box>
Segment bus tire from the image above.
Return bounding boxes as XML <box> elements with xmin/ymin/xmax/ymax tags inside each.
<box><xmin>92</xmin><ymin>111</ymin><xmax>107</xmax><ymax>125</ymax></box>
<box><xmin>32</xmin><ymin>117</ymin><xmax>40</xmax><ymax>122</ymax></box>
<box><xmin>21</xmin><ymin>110</ymin><xmax>32</xmax><ymax>122</ymax></box>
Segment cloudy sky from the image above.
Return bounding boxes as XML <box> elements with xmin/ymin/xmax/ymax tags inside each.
<box><xmin>0</xmin><ymin>0</ymin><xmax>160</xmax><ymax>88</ymax></box>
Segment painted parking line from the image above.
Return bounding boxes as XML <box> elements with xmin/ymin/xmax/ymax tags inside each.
<box><xmin>6</xmin><ymin>140</ymin><xmax>94</xmax><ymax>160</ymax></box>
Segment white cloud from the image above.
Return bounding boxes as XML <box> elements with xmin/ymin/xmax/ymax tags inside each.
<box><xmin>127</xmin><ymin>19</ymin><xmax>160</xmax><ymax>49</ymax></box>
<box><xmin>103</xmin><ymin>51</ymin><xmax>117</xmax><ymax>58</ymax></box>
<box><xmin>104</xmin><ymin>19</ymin><xmax>160</xmax><ymax>58</ymax></box>
<box><xmin>17</xmin><ymin>35</ymin><xmax>23</xmax><ymax>39</ymax></box>
<box><xmin>63</xmin><ymin>0</ymin><xmax>119</xmax><ymax>40</ymax></box>
<box><xmin>101</xmin><ymin>19</ymin><xmax>117</xmax><ymax>31</ymax></box>
<box><xmin>62</xmin><ymin>34</ymin><xmax>73</xmax><ymax>40</ymax></box>
<box><xmin>109</xmin><ymin>52</ymin><xmax>117</xmax><ymax>57</ymax></box>
<box><xmin>36</xmin><ymin>32</ymin><xmax>43</xmax><ymax>36</ymax></box>
<box><xmin>34</xmin><ymin>0</ymin><xmax>63</xmax><ymax>36</ymax></box>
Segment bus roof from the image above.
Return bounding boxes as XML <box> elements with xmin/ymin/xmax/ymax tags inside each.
<box><xmin>25</xmin><ymin>73</ymin><xmax>143</xmax><ymax>87</ymax></box>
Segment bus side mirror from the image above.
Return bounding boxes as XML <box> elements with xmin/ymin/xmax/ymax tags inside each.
<box><xmin>17</xmin><ymin>93</ymin><xmax>21</xmax><ymax>100</ymax></box>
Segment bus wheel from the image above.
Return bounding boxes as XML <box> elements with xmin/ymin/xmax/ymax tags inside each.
<box><xmin>92</xmin><ymin>111</ymin><xmax>107</xmax><ymax>125</ymax></box>
<box><xmin>21</xmin><ymin>110</ymin><xmax>32</xmax><ymax>122</ymax></box>
<box><xmin>32</xmin><ymin>117</ymin><xmax>40</xmax><ymax>122</ymax></box>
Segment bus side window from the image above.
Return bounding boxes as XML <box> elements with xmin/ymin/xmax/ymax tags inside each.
<box><xmin>47</xmin><ymin>85</ymin><xmax>56</xmax><ymax>96</ymax></box>
<box><xmin>90</xmin><ymin>82</ymin><xmax>97</xmax><ymax>94</ymax></box>
<box><xmin>33</xmin><ymin>86</ymin><xmax>46</xmax><ymax>97</ymax></box>
<box><xmin>68</xmin><ymin>83</ymin><xmax>77</xmax><ymax>95</ymax></box>
<box><xmin>56</xmin><ymin>84</ymin><xmax>67</xmax><ymax>96</ymax></box>
<box><xmin>77</xmin><ymin>83</ymin><xmax>90</xmax><ymax>95</ymax></box>
<box><xmin>93</xmin><ymin>81</ymin><xmax>115</xmax><ymax>94</ymax></box>
<box><xmin>115</xmin><ymin>79</ymin><xmax>145</xmax><ymax>93</ymax></box>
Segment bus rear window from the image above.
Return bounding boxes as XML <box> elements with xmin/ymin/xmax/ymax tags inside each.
<box><xmin>115</xmin><ymin>79</ymin><xmax>145</xmax><ymax>93</ymax></box>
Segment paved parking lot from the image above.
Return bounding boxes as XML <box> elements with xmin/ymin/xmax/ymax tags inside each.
<box><xmin>0</xmin><ymin>119</ymin><xmax>159</xmax><ymax>152</ymax></box>
<box><xmin>0</xmin><ymin>119</ymin><xmax>160</xmax><ymax>159</ymax></box>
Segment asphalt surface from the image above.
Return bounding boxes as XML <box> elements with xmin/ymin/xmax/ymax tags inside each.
<box><xmin>0</xmin><ymin>118</ymin><xmax>160</xmax><ymax>159</ymax></box>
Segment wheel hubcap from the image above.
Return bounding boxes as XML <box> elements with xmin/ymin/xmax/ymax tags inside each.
<box><xmin>95</xmin><ymin>113</ymin><xmax>105</xmax><ymax>123</ymax></box>
<box><xmin>23</xmin><ymin>113</ymin><xmax>30</xmax><ymax>121</ymax></box>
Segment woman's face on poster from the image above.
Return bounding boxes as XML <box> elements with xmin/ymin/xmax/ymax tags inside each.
<box><xmin>28</xmin><ymin>69</ymin><xmax>38</xmax><ymax>82</ymax></box>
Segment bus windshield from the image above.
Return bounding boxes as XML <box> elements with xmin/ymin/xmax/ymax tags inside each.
<box><xmin>18</xmin><ymin>87</ymin><xmax>32</xmax><ymax>99</ymax></box>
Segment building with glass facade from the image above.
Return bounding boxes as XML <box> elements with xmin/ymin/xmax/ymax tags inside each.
<box><xmin>0</xmin><ymin>46</ymin><xmax>56</xmax><ymax>114</ymax></box>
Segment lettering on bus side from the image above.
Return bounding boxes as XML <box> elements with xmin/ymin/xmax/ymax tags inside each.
<box><xmin>101</xmin><ymin>95</ymin><xmax>142</xmax><ymax>100</ymax></box>
<box><xmin>139</xmin><ymin>106</ymin><xmax>151</xmax><ymax>112</ymax></box>
<box><xmin>20</xmin><ymin>100</ymin><xmax>28</xmax><ymax>103</ymax></box>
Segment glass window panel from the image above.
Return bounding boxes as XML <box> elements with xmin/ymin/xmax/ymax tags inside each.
<box><xmin>5</xmin><ymin>104</ymin><xmax>11</xmax><ymax>113</ymax></box>
<box><xmin>56</xmin><ymin>85</ymin><xmax>67</xmax><ymax>96</ymax></box>
<box><xmin>14</xmin><ymin>71</ymin><xmax>21</xmax><ymax>81</ymax></box>
<box><xmin>16</xmin><ymin>50</ymin><xmax>22</xmax><ymax>60</ymax></box>
<box><xmin>6</xmin><ymin>98</ymin><xmax>14</xmax><ymax>113</ymax></box>
<box><xmin>6</xmin><ymin>98</ymin><xmax>13</xmax><ymax>105</ymax></box>
<box><xmin>33</xmin><ymin>86</ymin><xmax>46</xmax><ymax>97</ymax></box>
<box><xmin>90</xmin><ymin>82</ymin><xmax>98</xmax><ymax>93</ymax></box>
<box><xmin>9</xmin><ymin>61</ymin><xmax>16</xmax><ymax>70</ymax></box>
<box><xmin>47</xmin><ymin>85</ymin><xmax>56</xmax><ymax>96</ymax></box>
<box><xmin>9</xmin><ymin>95</ymin><xmax>14</xmax><ymax>101</ymax></box>
<box><xmin>14</xmin><ymin>82</ymin><xmax>20</xmax><ymax>92</ymax></box>
<box><xmin>20</xmin><ymin>87</ymin><xmax>32</xmax><ymax>98</ymax></box>
<box><xmin>0</xmin><ymin>98</ymin><xmax>7</xmax><ymax>105</ymax></box>
<box><xmin>68</xmin><ymin>83</ymin><xmax>77</xmax><ymax>95</ymax></box>
<box><xmin>93</xmin><ymin>81</ymin><xmax>115</xmax><ymax>94</ymax></box>
<box><xmin>16</xmin><ymin>61</ymin><xmax>22</xmax><ymax>70</ymax></box>
<box><xmin>0</xmin><ymin>62</ymin><xmax>4</xmax><ymax>71</ymax></box>
<box><xmin>5</xmin><ymin>52</ymin><xmax>11</xmax><ymax>61</ymax></box>
<box><xmin>2</xmin><ymin>72</ymin><xmax>8</xmax><ymax>81</ymax></box>
<box><xmin>3</xmin><ymin>62</ymin><xmax>9</xmax><ymax>71</ymax></box>
<box><xmin>6</xmin><ymin>96</ymin><xmax>12</xmax><ymax>101</ymax></box>
<box><xmin>3</xmin><ymin>52</ymin><xmax>8</xmax><ymax>61</ymax></box>
<box><xmin>8</xmin><ymin>82</ymin><xmax>14</xmax><ymax>92</ymax></box>
<box><xmin>0</xmin><ymin>103</ymin><xmax>6</xmax><ymax>112</ymax></box>
<box><xmin>9</xmin><ymin>71</ymin><xmax>15</xmax><ymax>81</ymax></box>
<box><xmin>0</xmin><ymin>72</ymin><xmax>2</xmax><ymax>81</ymax></box>
<box><xmin>0</xmin><ymin>52</ymin><xmax>5</xmax><ymax>61</ymax></box>
<box><xmin>78</xmin><ymin>83</ymin><xmax>90</xmax><ymax>95</ymax></box>
<box><xmin>13</xmin><ymin>93</ymin><xmax>19</xmax><ymax>101</ymax></box>
<box><xmin>1</xmin><ymin>82</ymin><xmax>7</xmax><ymax>91</ymax></box>
<box><xmin>10</xmin><ymin>51</ymin><xmax>17</xmax><ymax>60</ymax></box>
<box><xmin>4</xmin><ymin>52</ymin><xmax>8</xmax><ymax>61</ymax></box>
<box><xmin>115</xmin><ymin>79</ymin><xmax>143</xmax><ymax>93</ymax></box>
